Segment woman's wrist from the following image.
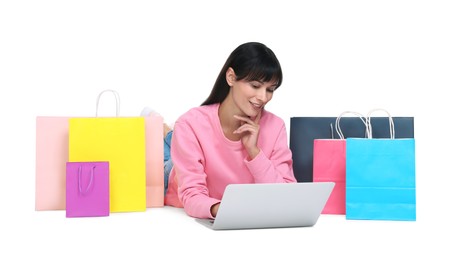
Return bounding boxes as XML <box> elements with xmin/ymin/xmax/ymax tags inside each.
<box><xmin>210</xmin><ymin>202</ymin><xmax>220</xmax><ymax>218</ymax></box>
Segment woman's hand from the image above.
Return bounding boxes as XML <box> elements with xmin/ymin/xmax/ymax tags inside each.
<box><xmin>211</xmin><ymin>202</ymin><xmax>220</xmax><ymax>217</ymax></box>
<box><xmin>233</xmin><ymin>111</ymin><xmax>262</xmax><ymax>160</ymax></box>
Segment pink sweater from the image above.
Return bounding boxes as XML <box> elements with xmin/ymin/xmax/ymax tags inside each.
<box><xmin>164</xmin><ymin>103</ymin><xmax>297</xmax><ymax>219</ymax></box>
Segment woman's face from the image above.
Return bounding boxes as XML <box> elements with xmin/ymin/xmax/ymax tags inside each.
<box><xmin>227</xmin><ymin>68</ymin><xmax>277</xmax><ymax>119</ymax></box>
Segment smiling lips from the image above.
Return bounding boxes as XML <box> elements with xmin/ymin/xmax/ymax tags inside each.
<box><xmin>250</xmin><ymin>101</ymin><xmax>263</xmax><ymax>110</ymax></box>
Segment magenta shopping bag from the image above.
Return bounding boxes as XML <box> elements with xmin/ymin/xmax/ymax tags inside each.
<box><xmin>66</xmin><ymin>162</ymin><xmax>110</xmax><ymax>217</ymax></box>
<box><xmin>313</xmin><ymin>111</ymin><xmax>367</xmax><ymax>214</ymax></box>
<box><xmin>313</xmin><ymin>139</ymin><xmax>346</xmax><ymax>214</ymax></box>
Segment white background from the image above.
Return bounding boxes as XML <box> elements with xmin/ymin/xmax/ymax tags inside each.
<box><xmin>1</xmin><ymin>0</ymin><xmax>451</xmax><ymax>259</ymax></box>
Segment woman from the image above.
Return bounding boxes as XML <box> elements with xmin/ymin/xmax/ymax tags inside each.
<box><xmin>163</xmin><ymin>42</ymin><xmax>296</xmax><ymax>219</ymax></box>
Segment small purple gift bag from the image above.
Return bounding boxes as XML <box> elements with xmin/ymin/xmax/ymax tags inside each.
<box><xmin>66</xmin><ymin>162</ymin><xmax>110</xmax><ymax>217</ymax></box>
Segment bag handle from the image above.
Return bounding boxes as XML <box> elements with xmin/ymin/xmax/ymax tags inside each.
<box><xmin>335</xmin><ymin>111</ymin><xmax>369</xmax><ymax>139</ymax></box>
<box><xmin>366</xmin><ymin>108</ymin><xmax>395</xmax><ymax>139</ymax></box>
<box><xmin>78</xmin><ymin>165</ymin><xmax>95</xmax><ymax>194</ymax></box>
<box><xmin>96</xmin><ymin>89</ymin><xmax>120</xmax><ymax>117</ymax></box>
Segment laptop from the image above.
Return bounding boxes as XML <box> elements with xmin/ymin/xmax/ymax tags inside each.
<box><xmin>195</xmin><ymin>182</ymin><xmax>335</xmax><ymax>230</ymax></box>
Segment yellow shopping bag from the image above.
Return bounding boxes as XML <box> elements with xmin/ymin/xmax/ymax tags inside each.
<box><xmin>68</xmin><ymin>90</ymin><xmax>146</xmax><ymax>212</ymax></box>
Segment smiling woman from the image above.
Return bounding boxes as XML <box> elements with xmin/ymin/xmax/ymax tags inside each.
<box><xmin>162</xmin><ymin>42</ymin><xmax>297</xmax><ymax>219</ymax></box>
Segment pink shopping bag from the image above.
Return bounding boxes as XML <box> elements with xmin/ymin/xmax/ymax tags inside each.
<box><xmin>145</xmin><ymin>115</ymin><xmax>164</xmax><ymax>207</ymax></box>
<box><xmin>66</xmin><ymin>162</ymin><xmax>110</xmax><ymax>217</ymax></box>
<box><xmin>313</xmin><ymin>139</ymin><xmax>346</xmax><ymax>214</ymax></box>
<box><xmin>313</xmin><ymin>111</ymin><xmax>367</xmax><ymax>214</ymax></box>
<box><xmin>35</xmin><ymin>116</ymin><xmax>69</xmax><ymax>211</ymax></box>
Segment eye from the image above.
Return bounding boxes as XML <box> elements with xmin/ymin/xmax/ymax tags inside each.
<box><xmin>249</xmin><ymin>82</ymin><xmax>261</xmax><ymax>89</ymax></box>
<box><xmin>266</xmin><ymin>88</ymin><xmax>275</xmax><ymax>93</ymax></box>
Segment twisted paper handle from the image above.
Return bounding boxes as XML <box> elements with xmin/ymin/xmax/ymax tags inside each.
<box><xmin>335</xmin><ymin>111</ymin><xmax>368</xmax><ymax>139</ymax></box>
<box><xmin>96</xmin><ymin>89</ymin><xmax>120</xmax><ymax>117</ymax></box>
<box><xmin>366</xmin><ymin>108</ymin><xmax>395</xmax><ymax>139</ymax></box>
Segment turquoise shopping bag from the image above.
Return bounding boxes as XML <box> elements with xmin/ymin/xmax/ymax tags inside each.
<box><xmin>345</xmin><ymin>109</ymin><xmax>416</xmax><ymax>221</ymax></box>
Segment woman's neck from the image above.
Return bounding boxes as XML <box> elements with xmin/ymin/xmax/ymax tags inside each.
<box><xmin>218</xmin><ymin>96</ymin><xmax>242</xmax><ymax>141</ymax></box>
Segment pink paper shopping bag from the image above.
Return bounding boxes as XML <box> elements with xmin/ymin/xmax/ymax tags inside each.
<box><xmin>313</xmin><ymin>139</ymin><xmax>346</xmax><ymax>214</ymax></box>
<box><xmin>144</xmin><ymin>115</ymin><xmax>164</xmax><ymax>207</ymax></box>
<box><xmin>313</xmin><ymin>111</ymin><xmax>368</xmax><ymax>214</ymax></box>
<box><xmin>66</xmin><ymin>162</ymin><xmax>110</xmax><ymax>217</ymax></box>
<box><xmin>35</xmin><ymin>117</ymin><xmax>69</xmax><ymax>211</ymax></box>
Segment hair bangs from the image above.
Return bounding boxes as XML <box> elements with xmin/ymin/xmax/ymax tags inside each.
<box><xmin>237</xmin><ymin>57</ymin><xmax>282</xmax><ymax>88</ymax></box>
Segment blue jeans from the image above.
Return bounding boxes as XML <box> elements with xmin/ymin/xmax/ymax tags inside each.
<box><xmin>163</xmin><ymin>130</ymin><xmax>173</xmax><ymax>195</ymax></box>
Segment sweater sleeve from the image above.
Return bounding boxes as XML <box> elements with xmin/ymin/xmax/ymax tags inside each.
<box><xmin>244</xmin><ymin>123</ymin><xmax>297</xmax><ymax>183</ymax></box>
<box><xmin>171</xmin><ymin>120</ymin><xmax>219</xmax><ymax>219</ymax></box>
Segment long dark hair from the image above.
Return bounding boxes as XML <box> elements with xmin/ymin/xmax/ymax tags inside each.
<box><xmin>201</xmin><ymin>42</ymin><xmax>283</xmax><ymax>106</ymax></box>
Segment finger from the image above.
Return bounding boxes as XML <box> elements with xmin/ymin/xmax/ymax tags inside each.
<box><xmin>233</xmin><ymin>124</ymin><xmax>257</xmax><ymax>134</ymax></box>
<box><xmin>233</xmin><ymin>115</ymin><xmax>253</xmax><ymax>125</ymax></box>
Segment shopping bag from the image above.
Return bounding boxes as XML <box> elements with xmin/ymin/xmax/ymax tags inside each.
<box><xmin>144</xmin><ymin>115</ymin><xmax>164</xmax><ymax>207</ymax></box>
<box><xmin>69</xmin><ymin>90</ymin><xmax>146</xmax><ymax>212</ymax></box>
<box><xmin>345</xmin><ymin>109</ymin><xmax>416</xmax><ymax>221</ymax></box>
<box><xmin>66</xmin><ymin>162</ymin><xmax>110</xmax><ymax>217</ymax></box>
<box><xmin>290</xmin><ymin>116</ymin><xmax>414</xmax><ymax>182</ymax></box>
<box><xmin>35</xmin><ymin>116</ymin><xmax>69</xmax><ymax>211</ymax></box>
<box><xmin>313</xmin><ymin>111</ymin><xmax>367</xmax><ymax>214</ymax></box>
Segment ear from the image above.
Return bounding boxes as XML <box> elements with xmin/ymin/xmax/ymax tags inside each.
<box><xmin>225</xmin><ymin>67</ymin><xmax>236</xmax><ymax>87</ymax></box>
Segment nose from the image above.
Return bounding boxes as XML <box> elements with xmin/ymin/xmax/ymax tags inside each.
<box><xmin>256</xmin><ymin>88</ymin><xmax>268</xmax><ymax>103</ymax></box>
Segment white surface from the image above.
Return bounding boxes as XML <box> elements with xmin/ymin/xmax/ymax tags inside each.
<box><xmin>1</xmin><ymin>1</ymin><xmax>451</xmax><ymax>259</ymax></box>
<box><xmin>5</xmin><ymin>207</ymin><xmax>447</xmax><ymax>259</ymax></box>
